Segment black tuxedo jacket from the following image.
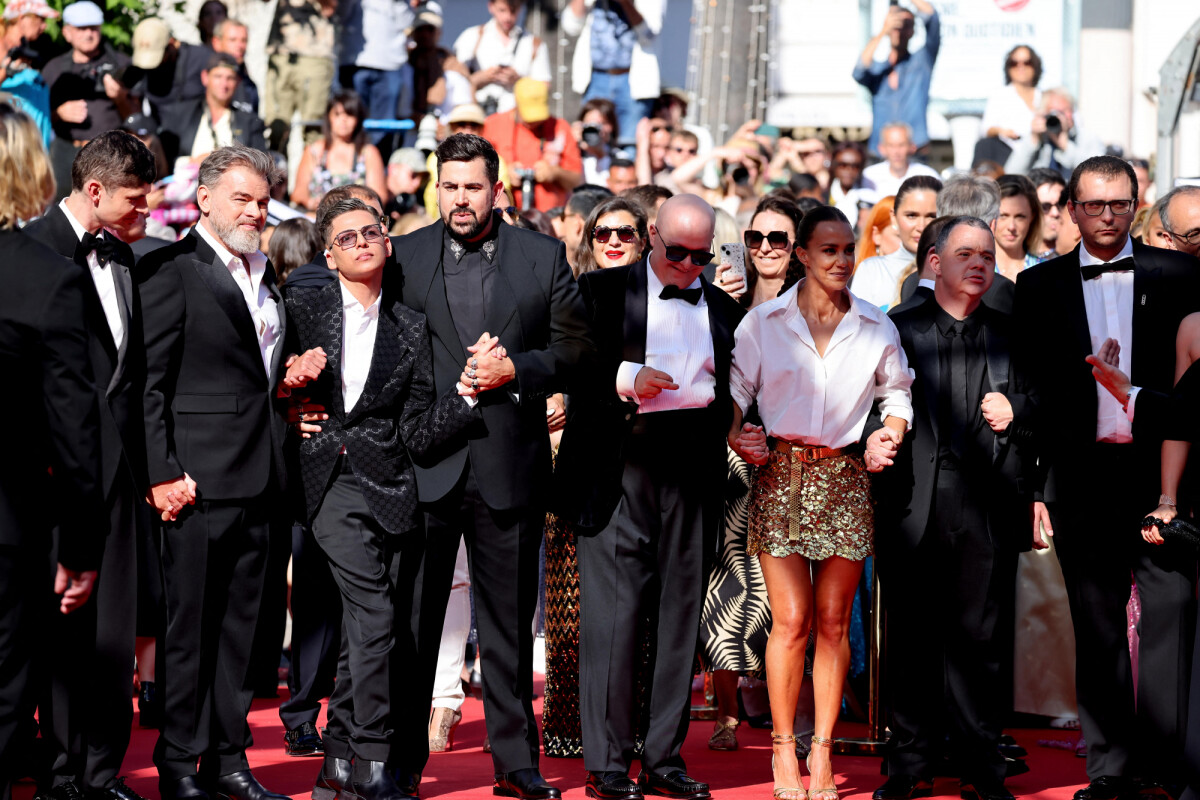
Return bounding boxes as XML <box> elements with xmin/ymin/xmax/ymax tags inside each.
<box><xmin>136</xmin><ymin>227</ymin><xmax>288</xmax><ymax>500</ymax></box>
<box><xmin>159</xmin><ymin>98</ymin><xmax>268</xmax><ymax>166</ymax></box>
<box><xmin>393</xmin><ymin>219</ymin><xmax>592</xmax><ymax>511</ymax></box>
<box><xmin>553</xmin><ymin>259</ymin><xmax>746</xmax><ymax>532</ymax></box>
<box><xmin>1012</xmin><ymin>240</ymin><xmax>1200</xmax><ymax>504</ymax></box>
<box><xmin>870</xmin><ymin>300</ymin><xmax>1036</xmax><ymax>553</ymax></box>
<box><xmin>24</xmin><ymin>204</ymin><xmax>148</xmax><ymax>497</ymax></box>
<box><xmin>0</xmin><ymin>229</ymin><xmax>106</xmax><ymax>569</ymax></box>
<box><xmin>284</xmin><ymin>281</ymin><xmax>479</xmax><ymax>534</ymax></box>
<box><xmin>898</xmin><ymin>271</ymin><xmax>1015</xmax><ymax>313</ymax></box>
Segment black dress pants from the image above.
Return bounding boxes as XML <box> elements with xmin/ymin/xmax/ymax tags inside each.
<box><xmin>153</xmin><ymin>495</ymin><xmax>276</xmax><ymax>782</ymax></box>
<box><xmin>881</xmin><ymin>465</ymin><xmax>1015</xmax><ymax>785</ymax></box>
<box><xmin>278</xmin><ymin>523</ymin><xmax>341</xmax><ymax>732</ymax></box>
<box><xmin>0</xmin><ymin>540</ymin><xmax>49</xmax><ymax>800</ymax></box>
<box><xmin>414</xmin><ymin>461</ymin><xmax>544</xmax><ymax>774</ymax></box>
<box><xmin>1048</xmin><ymin>444</ymin><xmax>1197</xmax><ymax>784</ymax></box>
<box><xmin>576</xmin><ymin>426</ymin><xmax>708</xmax><ymax>776</ymax></box>
<box><xmin>41</xmin><ymin>471</ymin><xmax>141</xmax><ymax>791</ymax></box>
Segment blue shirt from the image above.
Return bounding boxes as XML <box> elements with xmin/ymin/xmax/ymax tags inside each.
<box><xmin>2</xmin><ymin>68</ymin><xmax>51</xmax><ymax>148</ymax></box>
<box><xmin>590</xmin><ymin>2</ymin><xmax>635</xmax><ymax>71</ymax></box>
<box><xmin>852</xmin><ymin>8</ymin><xmax>940</xmax><ymax>154</ymax></box>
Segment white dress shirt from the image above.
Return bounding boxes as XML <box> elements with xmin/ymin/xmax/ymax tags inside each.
<box><xmin>615</xmin><ymin>264</ymin><xmax>716</xmax><ymax>414</ymax></box>
<box><xmin>452</xmin><ymin>18</ymin><xmax>552</xmax><ymax>114</ymax></box>
<box><xmin>849</xmin><ymin>245</ymin><xmax>916</xmax><ymax>311</ymax></box>
<box><xmin>340</xmin><ymin>281</ymin><xmax>381</xmax><ymax>412</ymax></box>
<box><xmin>861</xmin><ymin>160</ymin><xmax>941</xmax><ymax>200</ymax></box>
<box><xmin>1079</xmin><ymin>236</ymin><xmax>1135</xmax><ymax>442</ymax></box>
<box><xmin>729</xmin><ymin>281</ymin><xmax>914</xmax><ymax>449</ymax></box>
<box><xmin>195</xmin><ymin>222</ymin><xmax>280</xmax><ymax>376</ymax></box>
<box><xmin>60</xmin><ymin>199</ymin><xmax>125</xmax><ymax>350</ymax></box>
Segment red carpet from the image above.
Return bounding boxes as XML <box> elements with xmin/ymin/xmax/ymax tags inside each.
<box><xmin>14</xmin><ymin>681</ymin><xmax>1090</xmax><ymax>800</ymax></box>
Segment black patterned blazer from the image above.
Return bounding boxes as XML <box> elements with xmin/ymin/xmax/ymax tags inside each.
<box><xmin>285</xmin><ymin>280</ymin><xmax>480</xmax><ymax>535</ymax></box>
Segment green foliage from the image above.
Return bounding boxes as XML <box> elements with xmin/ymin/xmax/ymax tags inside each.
<box><xmin>4</xmin><ymin>0</ymin><xmax>148</xmax><ymax>51</ymax></box>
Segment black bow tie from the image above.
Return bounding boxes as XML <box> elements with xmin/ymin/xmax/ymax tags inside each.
<box><xmin>660</xmin><ymin>284</ymin><xmax>702</xmax><ymax>305</ymax></box>
<box><xmin>79</xmin><ymin>231</ymin><xmax>117</xmax><ymax>266</ymax></box>
<box><xmin>1080</xmin><ymin>256</ymin><xmax>1134</xmax><ymax>281</ymax></box>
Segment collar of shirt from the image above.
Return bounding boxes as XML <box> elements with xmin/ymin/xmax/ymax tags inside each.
<box><xmin>646</xmin><ymin>258</ymin><xmax>704</xmax><ymax>305</ymax></box>
<box><xmin>59</xmin><ymin>197</ymin><xmax>98</xmax><ymax>243</ymax></box>
<box><xmin>1078</xmin><ymin>235</ymin><xmax>1134</xmax><ymax>268</ymax></box>
<box><xmin>769</xmin><ymin>279</ymin><xmax>880</xmax><ymax>351</ymax></box>
<box><xmin>933</xmin><ymin>303</ymin><xmax>981</xmax><ymax>339</ymax></box>
<box><xmin>485</xmin><ymin>17</ymin><xmax>525</xmax><ymax>43</ymax></box>
<box><xmin>195</xmin><ymin>220</ymin><xmax>269</xmax><ymax>288</ymax></box>
<box><xmin>340</xmin><ymin>280</ymin><xmax>382</xmax><ymax>320</ymax></box>
<box><xmin>918</xmin><ymin>277</ymin><xmax>935</xmax><ymax>291</ymax></box>
<box><xmin>446</xmin><ymin>215</ymin><xmax>500</xmax><ymax>263</ymax></box>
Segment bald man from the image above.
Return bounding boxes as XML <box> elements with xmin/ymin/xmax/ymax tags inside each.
<box><xmin>555</xmin><ymin>195</ymin><xmax>745</xmax><ymax>800</ymax></box>
<box><xmin>1160</xmin><ymin>185</ymin><xmax>1200</xmax><ymax>259</ymax></box>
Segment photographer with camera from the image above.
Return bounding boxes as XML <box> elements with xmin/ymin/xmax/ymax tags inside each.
<box><xmin>0</xmin><ymin>0</ymin><xmax>55</xmax><ymax>147</ymax></box>
<box><xmin>1004</xmin><ymin>87</ymin><xmax>1104</xmax><ymax>180</ymax></box>
<box><xmin>43</xmin><ymin>0</ymin><xmax>138</xmax><ymax>200</ymax></box>
<box><xmin>454</xmin><ymin>0</ymin><xmax>550</xmax><ymax>117</ymax></box>
<box><xmin>573</xmin><ymin>97</ymin><xmax>617</xmax><ymax>185</ymax></box>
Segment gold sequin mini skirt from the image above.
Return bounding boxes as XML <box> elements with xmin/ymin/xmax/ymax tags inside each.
<box><xmin>747</xmin><ymin>443</ymin><xmax>874</xmax><ymax>562</ymax></box>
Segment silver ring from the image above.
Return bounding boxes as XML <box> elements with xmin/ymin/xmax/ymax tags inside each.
<box><xmin>470</xmin><ymin>358</ymin><xmax>478</xmax><ymax>369</ymax></box>
<box><xmin>471</xmin><ymin>379</ymin><xmax>479</xmax><ymax>391</ymax></box>
<box><xmin>467</xmin><ymin>368</ymin><xmax>476</xmax><ymax>379</ymax></box>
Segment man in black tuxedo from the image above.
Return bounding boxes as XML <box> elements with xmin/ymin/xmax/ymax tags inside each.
<box><xmin>159</xmin><ymin>54</ymin><xmax>267</xmax><ymax>168</ymax></box>
<box><xmin>284</xmin><ymin>196</ymin><xmax>479</xmax><ymax>800</ymax></box>
<box><xmin>393</xmin><ymin>133</ymin><xmax>591</xmax><ymax>800</ymax></box>
<box><xmin>0</xmin><ymin>175</ymin><xmax>106</xmax><ymax>800</ymax></box>
<box><xmin>23</xmin><ymin>130</ymin><xmax>157</xmax><ymax>800</ymax></box>
<box><xmin>555</xmin><ymin>194</ymin><xmax>745</xmax><ymax>800</ymax></box>
<box><xmin>871</xmin><ymin>217</ymin><xmax>1036</xmax><ymax>800</ymax></box>
<box><xmin>137</xmin><ymin>144</ymin><xmax>292</xmax><ymax>800</ymax></box>
<box><xmin>1012</xmin><ymin>155</ymin><xmax>1200</xmax><ymax>800</ymax></box>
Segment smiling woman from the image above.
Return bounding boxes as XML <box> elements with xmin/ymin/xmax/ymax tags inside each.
<box><xmin>571</xmin><ymin>195</ymin><xmax>648</xmax><ymax>277</ymax></box>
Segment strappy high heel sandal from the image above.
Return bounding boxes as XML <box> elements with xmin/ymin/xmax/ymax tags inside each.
<box><xmin>806</xmin><ymin>735</ymin><xmax>839</xmax><ymax>800</ymax></box>
<box><xmin>771</xmin><ymin>732</ymin><xmax>807</xmax><ymax>800</ymax></box>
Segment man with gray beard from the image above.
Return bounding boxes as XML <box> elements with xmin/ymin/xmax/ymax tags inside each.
<box><xmin>136</xmin><ymin>144</ymin><xmax>301</xmax><ymax>800</ymax></box>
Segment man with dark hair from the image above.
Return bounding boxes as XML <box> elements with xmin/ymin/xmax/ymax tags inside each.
<box><xmin>285</xmin><ymin>196</ymin><xmax>478</xmax><ymax>800</ymax></box>
<box><xmin>395</xmin><ymin>132</ymin><xmax>590</xmax><ymax>799</ymax></box>
<box><xmin>137</xmin><ymin>144</ymin><xmax>299</xmax><ymax>800</ymax></box>
<box><xmin>1028</xmin><ymin>168</ymin><xmax>1066</xmax><ymax>259</ymax></box>
<box><xmin>1158</xmin><ymin>185</ymin><xmax>1200</xmax><ymax>259</ymax></box>
<box><xmin>552</xmin><ymin>184</ymin><xmax>613</xmax><ymax>273</ymax></box>
<box><xmin>620</xmin><ymin>183</ymin><xmax>671</xmax><ymax>225</ymax></box>
<box><xmin>23</xmin><ymin>129</ymin><xmax>155</xmax><ymax>800</ymax></box>
<box><xmin>159</xmin><ymin>53</ymin><xmax>267</xmax><ymax>168</ymax></box>
<box><xmin>1013</xmin><ymin>155</ymin><xmax>1200</xmax><ymax>800</ymax></box>
<box><xmin>873</xmin><ymin>216</ymin><xmax>1034</xmax><ymax>800</ymax></box>
<box><xmin>606</xmin><ymin>158</ymin><xmax>637</xmax><ymax>195</ymax></box>
<box><xmin>170</xmin><ymin>19</ymin><xmax>258</xmax><ymax>115</ymax></box>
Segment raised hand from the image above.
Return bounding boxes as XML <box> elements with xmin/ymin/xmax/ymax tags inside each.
<box><xmin>1085</xmin><ymin>338</ymin><xmax>1132</xmax><ymax>405</ymax></box>
<box><xmin>283</xmin><ymin>347</ymin><xmax>328</xmax><ymax>390</ymax></box>
<box><xmin>633</xmin><ymin>366</ymin><xmax>678</xmax><ymax>400</ymax></box>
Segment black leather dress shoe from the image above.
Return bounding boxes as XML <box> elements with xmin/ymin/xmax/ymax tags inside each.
<box><xmin>138</xmin><ymin>682</ymin><xmax>161</xmax><ymax>729</ymax></box>
<box><xmin>312</xmin><ymin>756</ymin><xmax>353</xmax><ymax>800</ymax></box>
<box><xmin>637</xmin><ymin>771</ymin><xmax>711</xmax><ymax>800</ymax></box>
<box><xmin>961</xmin><ymin>782</ymin><xmax>1015</xmax><ymax>800</ymax></box>
<box><xmin>210</xmin><ymin>771</ymin><xmax>289</xmax><ymax>800</ymax></box>
<box><xmin>37</xmin><ymin>782</ymin><xmax>85</xmax><ymax>800</ymax></box>
<box><xmin>161</xmin><ymin>776</ymin><xmax>210</xmax><ymax>800</ymax></box>
<box><xmin>586</xmin><ymin>772</ymin><xmax>644</xmax><ymax>800</ymax></box>
<box><xmin>492</xmin><ymin>769</ymin><xmax>561</xmax><ymax>799</ymax></box>
<box><xmin>1074</xmin><ymin>777</ymin><xmax>1136</xmax><ymax>800</ymax></box>
<box><xmin>385</xmin><ymin>769</ymin><xmax>420</xmax><ymax>797</ymax></box>
<box><xmin>996</xmin><ymin>744</ymin><xmax>1027</xmax><ymax>760</ymax></box>
<box><xmin>90</xmin><ymin>777</ymin><xmax>151</xmax><ymax>800</ymax></box>
<box><xmin>285</xmin><ymin>722</ymin><xmax>325</xmax><ymax>757</ymax></box>
<box><xmin>873</xmin><ymin>776</ymin><xmax>935</xmax><ymax>800</ymax></box>
<box><xmin>344</xmin><ymin>760</ymin><xmax>416</xmax><ymax>800</ymax></box>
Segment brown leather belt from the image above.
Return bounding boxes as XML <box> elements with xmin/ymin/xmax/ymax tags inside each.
<box><xmin>597</xmin><ymin>67</ymin><xmax>630</xmax><ymax>75</ymax></box>
<box><xmin>770</xmin><ymin>440</ymin><xmax>858</xmax><ymax>462</ymax></box>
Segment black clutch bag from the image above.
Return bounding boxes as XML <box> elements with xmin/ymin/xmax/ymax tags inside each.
<box><xmin>1140</xmin><ymin>516</ymin><xmax>1200</xmax><ymax>551</ymax></box>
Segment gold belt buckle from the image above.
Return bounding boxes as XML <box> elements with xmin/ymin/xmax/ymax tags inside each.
<box><xmin>794</xmin><ymin>445</ymin><xmax>819</xmax><ymax>464</ymax></box>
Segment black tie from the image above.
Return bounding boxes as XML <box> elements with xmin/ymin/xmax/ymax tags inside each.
<box><xmin>1080</xmin><ymin>256</ymin><xmax>1134</xmax><ymax>281</ymax></box>
<box><xmin>949</xmin><ymin>320</ymin><xmax>969</xmax><ymax>461</ymax></box>
<box><xmin>660</xmin><ymin>284</ymin><xmax>702</xmax><ymax>305</ymax></box>
<box><xmin>79</xmin><ymin>231</ymin><xmax>117</xmax><ymax>266</ymax></box>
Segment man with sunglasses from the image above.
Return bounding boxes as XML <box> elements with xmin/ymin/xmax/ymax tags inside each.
<box><xmin>555</xmin><ymin>194</ymin><xmax>745</xmax><ymax>800</ymax></box>
<box><xmin>1012</xmin><ymin>156</ymin><xmax>1200</xmax><ymax>800</ymax></box>
<box><xmin>282</xmin><ymin>196</ymin><xmax>479</xmax><ymax>800</ymax></box>
<box><xmin>1157</xmin><ymin>185</ymin><xmax>1200</xmax><ymax>260</ymax></box>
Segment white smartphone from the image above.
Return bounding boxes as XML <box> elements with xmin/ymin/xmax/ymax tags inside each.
<box><xmin>719</xmin><ymin>242</ymin><xmax>747</xmax><ymax>283</ymax></box>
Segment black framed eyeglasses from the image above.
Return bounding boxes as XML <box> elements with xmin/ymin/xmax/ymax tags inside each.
<box><xmin>1072</xmin><ymin>199</ymin><xmax>1135</xmax><ymax>217</ymax></box>
<box><xmin>593</xmin><ymin>225</ymin><xmax>638</xmax><ymax>243</ymax></box>
<box><xmin>744</xmin><ymin>230</ymin><xmax>791</xmax><ymax>251</ymax></box>
<box><xmin>656</xmin><ymin>231</ymin><xmax>713</xmax><ymax>266</ymax></box>
<box><xmin>1167</xmin><ymin>227</ymin><xmax>1200</xmax><ymax>245</ymax></box>
<box><xmin>331</xmin><ymin>224</ymin><xmax>387</xmax><ymax>250</ymax></box>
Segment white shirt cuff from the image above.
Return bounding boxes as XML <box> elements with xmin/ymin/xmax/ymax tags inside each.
<box><xmin>616</xmin><ymin>361</ymin><xmax>643</xmax><ymax>405</ymax></box>
<box><xmin>462</xmin><ymin>394</ymin><xmax>478</xmax><ymax>408</ymax></box>
<box><xmin>1125</xmin><ymin>386</ymin><xmax>1141</xmax><ymax>421</ymax></box>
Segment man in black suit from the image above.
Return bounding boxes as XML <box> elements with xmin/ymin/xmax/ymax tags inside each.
<box><xmin>871</xmin><ymin>217</ymin><xmax>1036</xmax><ymax>800</ymax></box>
<box><xmin>137</xmin><ymin>144</ymin><xmax>292</xmax><ymax>800</ymax></box>
<box><xmin>285</xmin><ymin>196</ymin><xmax>479</xmax><ymax>800</ymax></box>
<box><xmin>1012</xmin><ymin>155</ymin><xmax>1200</xmax><ymax>800</ymax></box>
<box><xmin>555</xmin><ymin>194</ymin><xmax>745</xmax><ymax>800</ymax></box>
<box><xmin>159</xmin><ymin>53</ymin><xmax>267</xmax><ymax>168</ymax></box>
<box><xmin>23</xmin><ymin>130</ymin><xmax>157</xmax><ymax>800</ymax></box>
<box><xmin>0</xmin><ymin>159</ymin><xmax>106</xmax><ymax>800</ymax></box>
<box><xmin>393</xmin><ymin>133</ymin><xmax>591</xmax><ymax>800</ymax></box>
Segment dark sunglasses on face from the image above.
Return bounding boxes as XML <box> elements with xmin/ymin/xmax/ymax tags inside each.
<box><xmin>657</xmin><ymin>231</ymin><xmax>713</xmax><ymax>266</ymax></box>
<box><xmin>332</xmin><ymin>224</ymin><xmax>387</xmax><ymax>250</ymax></box>
<box><xmin>1007</xmin><ymin>58</ymin><xmax>1033</xmax><ymax>67</ymax></box>
<box><xmin>593</xmin><ymin>225</ymin><xmax>638</xmax><ymax>243</ymax></box>
<box><xmin>834</xmin><ymin>160</ymin><xmax>863</xmax><ymax>169</ymax></box>
<box><xmin>744</xmin><ymin>230</ymin><xmax>791</xmax><ymax>251</ymax></box>
<box><xmin>1040</xmin><ymin>201</ymin><xmax>1059</xmax><ymax>214</ymax></box>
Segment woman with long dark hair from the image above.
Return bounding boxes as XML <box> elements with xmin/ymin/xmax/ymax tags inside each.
<box><xmin>291</xmin><ymin>89</ymin><xmax>387</xmax><ymax>212</ymax></box>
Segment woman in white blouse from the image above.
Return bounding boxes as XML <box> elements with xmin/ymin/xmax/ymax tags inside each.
<box><xmin>727</xmin><ymin>205</ymin><xmax>914</xmax><ymax>800</ymax></box>
<box><xmin>976</xmin><ymin>45</ymin><xmax>1042</xmax><ymax>163</ymax></box>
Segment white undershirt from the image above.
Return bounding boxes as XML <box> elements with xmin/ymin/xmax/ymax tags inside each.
<box><xmin>60</xmin><ymin>198</ymin><xmax>125</xmax><ymax>350</ymax></box>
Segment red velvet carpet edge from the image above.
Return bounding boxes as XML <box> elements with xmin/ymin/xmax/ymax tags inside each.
<box><xmin>14</xmin><ymin>681</ymin><xmax>1089</xmax><ymax>800</ymax></box>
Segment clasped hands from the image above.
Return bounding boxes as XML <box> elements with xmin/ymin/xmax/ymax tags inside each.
<box><xmin>458</xmin><ymin>331</ymin><xmax>515</xmax><ymax>398</ymax></box>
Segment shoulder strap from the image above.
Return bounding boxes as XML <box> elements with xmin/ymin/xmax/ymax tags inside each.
<box><xmin>471</xmin><ymin>24</ymin><xmax>486</xmax><ymax>63</ymax></box>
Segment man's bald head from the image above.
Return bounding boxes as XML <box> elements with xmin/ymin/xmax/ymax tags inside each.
<box><xmin>656</xmin><ymin>193</ymin><xmax>716</xmax><ymax>242</ymax></box>
<box><xmin>649</xmin><ymin>194</ymin><xmax>716</xmax><ymax>289</ymax></box>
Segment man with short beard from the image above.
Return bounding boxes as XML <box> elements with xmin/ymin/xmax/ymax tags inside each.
<box><xmin>137</xmin><ymin>144</ymin><xmax>298</xmax><ymax>800</ymax></box>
